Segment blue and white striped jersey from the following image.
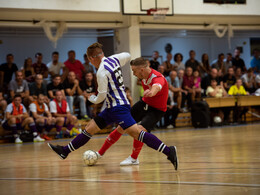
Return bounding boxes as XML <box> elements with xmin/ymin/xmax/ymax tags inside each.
<box><xmin>88</xmin><ymin>52</ymin><xmax>131</xmax><ymax>108</ymax></box>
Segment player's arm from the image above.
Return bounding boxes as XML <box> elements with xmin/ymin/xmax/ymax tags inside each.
<box><xmin>143</xmin><ymin>77</ymin><xmax>165</xmax><ymax>97</ymax></box>
<box><xmin>110</xmin><ymin>52</ymin><xmax>131</xmax><ymax>67</ymax></box>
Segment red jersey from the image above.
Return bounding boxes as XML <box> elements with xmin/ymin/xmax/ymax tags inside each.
<box><xmin>142</xmin><ymin>69</ymin><xmax>168</xmax><ymax>112</ymax></box>
<box><xmin>64</xmin><ymin>59</ymin><xmax>84</xmax><ymax>80</ymax></box>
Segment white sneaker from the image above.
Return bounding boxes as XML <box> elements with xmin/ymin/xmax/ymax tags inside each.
<box><xmin>167</xmin><ymin>124</ymin><xmax>174</xmax><ymax>129</ymax></box>
<box><xmin>15</xmin><ymin>137</ymin><xmax>23</xmax><ymax>144</ymax></box>
<box><xmin>34</xmin><ymin>135</ymin><xmax>45</xmax><ymax>142</ymax></box>
<box><xmin>120</xmin><ymin>156</ymin><xmax>139</xmax><ymax>166</ymax></box>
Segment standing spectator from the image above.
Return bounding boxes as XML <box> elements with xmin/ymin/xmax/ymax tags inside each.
<box><xmin>199</xmin><ymin>53</ymin><xmax>211</xmax><ymax>77</ymax></box>
<box><xmin>162</xmin><ymin>53</ymin><xmax>173</xmax><ymax>76</ymax></box>
<box><xmin>235</xmin><ymin>67</ymin><xmax>242</xmax><ymax>80</ymax></box>
<box><xmin>241</xmin><ymin>68</ymin><xmax>257</xmax><ymax>94</ymax></box>
<box><xmin>80</xmin><ymin>72</ymin><xmax>98</xmax><ymax>118</ymax></box>
<box><xmin>47</xmin><ymin>75</ymin><xmax>65</xmax><ymax>100</ymax></box>
<box><xmin>193</xmin><ymin>69</ymin><xmax>202</xmax><ymax>99</ymax></box>
<box><xmin>21</xmin><ymin>57</ymin><xmax>35</xmax><ymax>83</ymax></box>
<box><xmin>64</xmin><ymin>50</ymin><xmax>85</xmax><ymax>81</ymax></box>
<box><xmin>173</xmin><ymin>53</ymin><xmax>185</xmax><ymax>71</ymax></box>
<box><xmin>47</xmin><ymin>51</ymin><xmax>68</xmax><ymax>82</ymax></box>
<box><xmin>2</xmin><ymin>94</ymin><xmax>43</xmax><ymax>144</ymax></box>
<box><xmin>32</xmin><ymin>53</ymin><xmax>48</xmax><ymax>78</ymax></box>
<box><xmin>224</xmin><ymin>53</ymin><xmax>233</xmax><ymax>71</ymax></box>
<box><xmin>250</xmin><ymin>49</ymin><xmax>260</xmax><ymax>72</ymax></box>
<box><xmin>149</xmin><ymin>51</ymin><xmax>160</xmax><ymax>70</ymax></box>
<box><xmin>63</xmin><ymin>71</ymin><xmax>87</xmax><ymax>119</ymax></box>
<box><xmin>182</xmin><ymin>67</ymin><xmax>195</xmax><ymax>109</ymax></box>
<box><xmin>158</xmin><ymin>65</ymin><xmax>167</xmax><ymax>77</ymax></box>
<box><xmin>212</xmin><ymin>53</ymin><xmax>226</xmax><ymax>74</ymax></box>
<box><xmin>83</xmin><ymin>54</ymin><xmax>96</xmax><ymax>74</ymax></box>
<box><xmin>232</xmin><ymin>48</ymin><xmax>246</xmax><ymax>72</ymax></box>
<box><xmin>185</xmin><ymin>50</ymin><xmax>200</xmax><ymax>71</ymax></box>
<box><xmin>223</xmin><ymin>67</ymin><xmax>236</xmax><ymax>91</ymax></box>
<box><xmin>29</xmin><ymin>74</ymin><xmax>49</xmax><ymax>103</ymax></box>
<box><xmin>0</xmin><ymin>54</ymin><xmax>18</xmax><ymax>92</ymax></box>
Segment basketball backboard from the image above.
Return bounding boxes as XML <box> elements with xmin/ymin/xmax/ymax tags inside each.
<box><xmin>122</xmin><ymin>0</ymin><xmax>173</xmax><ymax>16</ymax></box>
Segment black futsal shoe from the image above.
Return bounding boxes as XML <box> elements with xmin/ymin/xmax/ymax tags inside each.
<box><xmin>48</xmin><ymin>143</ymin><xmax>68</xmax><ymax>160</ymax></box>
<box><xmin>167</xmin><ymin>146</ymin><xmax>178</xmax><ymax>170</ymax></box>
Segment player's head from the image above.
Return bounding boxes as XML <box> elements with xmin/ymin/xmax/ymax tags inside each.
<box><xmin>55</xmin><ymin>90</ymin><xmax>63</xmax><ymax>102</ymax></box>
<box><xmin>87</xmin><ymin>42</ymin><xmax>104</xmax><ymax>68</ymax></box>
<box><xmin>37</xmin><ymin>94</ymin><xmax>45</xmax><ymax>105</ymax></box>
<box><xmin>13</xmin><ymin>94</ymin><xmax>22</xmax><ymax>106</ymax></box>
<box><xmin>130</xmin><ymin>57</ymin><xmax>149</xmax><ymax>79</ymax></box>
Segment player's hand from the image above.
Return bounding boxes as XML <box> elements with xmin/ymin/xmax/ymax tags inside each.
<box><xmin>143</xmin><ymin>89</ymin><xmax>153</xmax><ymax>97</ymax></box>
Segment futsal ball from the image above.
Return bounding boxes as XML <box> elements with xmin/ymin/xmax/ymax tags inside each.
<box><xmin>213</xmin><ymin>116</ymin><xmax>222</xmax><ymax>124</ymax></box>
<box><xmin>83</xmin><ymin>150</ymin><xmax>98</xmax><ymax>166</ymax></box>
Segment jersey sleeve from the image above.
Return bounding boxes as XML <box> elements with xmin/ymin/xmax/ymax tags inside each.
<box><xmin>152</xmin><ymin>76</ymin><xmax>165</xmax><ymax>90</ymax></box>
<box><xmin>49</xmin><ymin>101</ymin><xmax>57</xmax><ymax>113</ymax></box>
<box><xmin>110</xmin><ymin>52</ymin><xmax>131</xmax><ymax>67</ymax></box>
<box><xmin>29</xmin><ymin>103</ymin><xmax>37</xmax><ymax>113</ymax></box>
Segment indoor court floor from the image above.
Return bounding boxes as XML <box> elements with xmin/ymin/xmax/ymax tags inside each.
<box><xmin>0</xmin><ymin>123</ymin><xmax>260</xmax><ymax>195</ymax></box>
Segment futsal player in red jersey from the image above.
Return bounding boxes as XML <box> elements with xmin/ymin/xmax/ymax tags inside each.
<box><xmin>96</xmin><ymin>57</ymin><xmax>171</xmax><ymax>165</ymax></box>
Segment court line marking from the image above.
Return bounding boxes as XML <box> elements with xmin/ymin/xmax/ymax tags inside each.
<box><xmin>189</xmin><ymin>172</ymin><xmax>260</xmax><ymax>176</ymax></box>
<box><xmin>0</xmin><ymin>177</ymin><xmax>260</xmax><ymax>188</ymax></box>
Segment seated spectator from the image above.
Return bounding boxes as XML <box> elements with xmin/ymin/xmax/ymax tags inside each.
<box><xmin>223</xmin><ymin>67</ymin><xmax>236</xmax><ymax>91</ymax></box>
<box><xmin>232</xmin><ymin>48</ymin><xmax>246</xmax><ymax>73</ymax></box>
<box><xmin>164</xmin><ymin>90</ymin><xmax>179</xmax><ymax>128</ymax></box>
<box><xmin>125</xmin><ymin>87</ymin><xmax>133</xmax><ymax>107</ymax></box>
<box><xmin>150</xmin><ymin>51</ymin><xmax>160</xmax><ymax>70</ymax></box>
<box><xmin>224</xmin><ymin>53</ymin><xmax>233</xmax><ymax>71</ymax></box>
<box><xmin>162</xmin><ymin>53</ymin><xmax>173</xmax><ymax>76</ymax></box>
<box><xmin>49</xmin><ymin>90</ymin><xmax>77</xmax><ymax>139</ymax></box>
<box><xmin>29</xmin><ymin>94</ymin><xmax>56</xmax><ymax>141</ymax></box>
<box><xmin>235</xmin><ymin>67</ymin><xmax>242</xmax><ymax>80</ymax></box>
<box><xmin>0</xmin><ymin>89</ymin><xmax>7</xmax><ymax>119</ymax></box>
<box><xmin>182</xmin><ymin>67</ymin><xmax>194</xmax><ymax>109</ymax></box>
<box><xmin>83</xmin><ymin>54</ymin><xmax>96</xmax><ymax>74</ymax></box>
<box><xmin>250</xmin><ymin>48</ymin><xmax>260</xmax><ymax>73</ymax></box>
<box><xmin>193</xmin><ymin>69</ymin><xmax>202</xmax><ymax>99</ymax></box>
<box><xmin>185</xmin><ymin>50</ymin><xmax>200</xmax><ymax>71</ymax></box>
<box><xmin>63</xmin><ymin>71</ymin><xmax>88</xmax><ymax>119</ymax></box>
<box><xmin>80</xmin><ymin>72</ymin><xmax>97</xmax><ymax>118</ymax></box>
<box><xmin>166</xmin><ymin>70</ymin><xmax>182</xmax><ymax>110</ymax></box>
<box><xmin>212</xmin><ymin>53</ymin><xmax>226</xmax><ymax>75</ymax></box>
<box><xmin>29</xmin><ymin>74</ymin><xmax>49</xmax><ymax>104</ymax></box>
<box><xmin>201</xmin><ymin>68</ymin><xmax>222</xmax><ymax>95</ymax></box>
<box><xmin>32</xmin><ymin>53</ymin><xmax>48</xmax><ymax>79</ymax></box>
<box><xmin>178</xmin><ymin>69</ymin><xmax>188</xmax><ymax>111</ymax></box>
<box><xmin>199</xmin><ymin>53</ymin><xmax>211</xmax><ymax>77</ymax></box>
<box><xmin>173</xmin><ymin>53</ymin><xmax>185</xmax><ymax>71</ymax></box>
<box><xmin>206</xmin><ymin>79</ymin><xmax>227</xmax><ymax>98</ymax></box>
<box><xmin>47</xmin><ymin>51</ymin><xmax>68</xmax><ymax>82</ymax></box>
<box><xmin>256</xmin><ymin>74</ymin><xmax>260</xmax><ymax>88</ymax></box>
<box><xmin>47</xmin><ymin>75</ymin><xmax>65</xmax><ymax>100</ymax></box>
<box><xmin>228</xmin><ymin>78</ymin><xmax>248</xmax><ymax>96</ymax></box>
<box><xmin>2</xmin><ymin>94</ymin><xmax>43</xmax><ymax>144</ymax></box>
<box><xmin>8</xmin><ymin>70</ymin><xmax>30</xmax><ymax>105</ymax></box>
<box><xmin>158</xmin><ymin>65</ymin><xmax>167</xmax><ymax>76</ymax></box>
<box><xmin>0</xmin><ymin>54</ymin><xmax>18</xmax><ymax>93</ymax></box>
<box><xmin>241</xmin><ymin>68</ymin><xmax>257</xmax><ymax>94</ymax></box>
<box><xmin>64</xmin><ymin>50</ymin><xmax>85</xmax><ymax>81</ymax></box>
<box><xmin>21</xmin><ymin>57</ymin><xmax>35</xmax><ymax>83</ymax></box>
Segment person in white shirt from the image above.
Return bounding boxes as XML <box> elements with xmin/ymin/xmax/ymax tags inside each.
<box><xmin>241</xmin><ymin>68</ymin><xmax>257</xmax><ymax>93</ymax></box>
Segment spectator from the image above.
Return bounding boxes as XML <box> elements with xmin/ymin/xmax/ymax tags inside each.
<box><xmin>47</xmin><ymin>51</ymin><xmax>68</xmax><ymax>82</ymax></box>
<box><xmin>125</xmin><ymin>87</ymin><xmax>133</xmax><ymax>107</ymax></box>
<box><xmin>232</xmin><ymin>48</ymin><xmax>246</xmax><ymax>72</ymax></box>
<box><xmin>29</xmin><ymin>94</ymin><xmax>55</xmax><ymax>141</ymax></box>
<box><xmin>223</xmin><ymin>67</ymin><xmax>236</xmax><ymax>91</ymax></box>
<box><xmin>228</xmin><ymin>78</ymin><xmax>248</xmax><ymax>96</ymax></box>
<box><xmin>178</xmin><ymin>69</ymin><xmax>184</xmax><ymax>87</ymax></box>
<box><xmin>199</xmin><ymin>53</ymin><xmax>211</xmax><ymax>77</ymax></box>
<box><xmin>29</xmin><ymin>74</ymin><xmax>49</xmax><ymax>103</ymax></box>
<box><xmin>63</xmin><ymin>71</ymin><xmax>87</xmax><ymax>119</ymax></box>
<box><xmin>47</xmin><ymin>75</ymin><xmax>65</xmax><ymax>99</ymax></box>
<box><xmin>0</xmin><ymin>54</ymin><xmax>18</xmax><ymax>92</ymax></box>
<box><xmin>166</xmin><ymin>70</ymin><xmax>182</xmax><ymax>110</ymax></box>
<box><xmin>241</xmin><ymin>68</ymin><xmax>257</xmax><ymax>94</ymax></box>
<box><xmin>150</xmin><ymin>51</ymin><xmax>160</xmax><ymax>70</ymax></box>
<box><xmin>83</xmin><ymin>54</ymin><xmax>96</xmax><ymax>74</ymax></box>
<box><xmin>224</xmin><ymin>53</ymin><xmax>233</xmax><ymax>71</ymax></box>
<box><xmin>212</xmin><ymin>53</ymin><xmax>226</xmax><ymax>74</ymax></box>
<box><xmin>164</xmin><ymin>89</ymin><xmax>179</xmax><ymax>128</ymax></box>
<box><xmin>193</xmin><ymin>69</ymin><xmax>202</xmax><ymax>99</ymax></box>
<box><xmin>8</xmin><ymin>71</ymin><xmax>30</xmax><ymax>105</ymax></box>
<box><xmin>173</xmin><ymin>53</ymin><xmax>185</xmax><ymax>71</ymax></box>
<box><xmin>182</xmin><ymin>67</ymin><xmax>194</xmax><ymax>108</ymax></box>
<box><xmin>2</xmin><ymin>94</ymin><xmax>43</xmax><ymax>144</ymax></box>
<box><xmin>162</xmin><ymin>53</ymin><xmax>173</xmax><ymax>76</ymax></box>
<box><xmin>49</xmin><ymin>90</ymin><xmax>77</xmax><ymax>139</ymax></box>
<box><xmin>206</xmin><ymin>79</ymin><xmax>227</xmax><ymax>98</ymax></box>
<box><xmin>0</xmin><ymin>89</ymin><xmax>7</xmax><ymax>117</ymax></box>
<box><xmin>256</xmin><ymin>74</ymin><xmax>260</xmax><ymax>88</ymax></box>
<box><xmin>64</xmin><ymin>50</ymin><xmax>85</xmax><ymax>81</ymax></box>
<box><xmin>32</xmin><ymin>53</ymin><xmax>48</xmax><ymax>78</ymax></box>
<box><xmin>235</xmin><ymin>67</ymin><xmax>242</xmax><ymax>80</ymax></box>
<box><xmin>201</xmin><ymin>68</ymin><xmax>222</xmax><ymax>94</ymax></box>
<box><xmin>158</xmin><ymin>65</ymin><xmax>166</xmax><ymax>76</ymax></box>
<box><xmin>250</xmin><ymin>48</ymin><xmax>260</xmax><ymax>72</ymax></box>
<box><xmin>21</xmin><ymin>57</ymin><xmax>35</xmax><ymax>83</ymax></box>
<box><xmin>185</xmin><ymin>50</ymin><xmax>200</xmax><ymax>71</ymax></box>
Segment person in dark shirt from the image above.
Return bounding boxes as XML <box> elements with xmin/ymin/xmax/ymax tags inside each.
<box><xmin>223</xmin><ymin>67</ymin><xmax>236</xmax><ymax>91</ymax></box>
<box><xmin>201</xmin><ymin>68</ymin><xmax>223</xmax><ymax>96</ymax></box>
<box><xmin>32</xmin><ymin>52</ymin><xmax>48</xmax><ymax>78</ymax></box>
<box><xmin>0</xmin><ymin>54</ymin><xmax>18</xmax><ymax>92</ymax></box>
<box><xmin>29</xmin><ymin>74</ymin><xmax>49</xmax><ymax>103</ymax></box>
<box><xmin>232</xmin><ymin>48</ymin><xmax>246</xmax><ymax>73</ymax></box>
<box><xmin>149</xmin><ymin>51</ymin><xmax>160</xmax><ymax>70</ymax></box>
<box><xmin>185</xmin><ymin>50</ymin><xmax>200</xmax><ymax>71</ymax></box>
<box><xmin>47</xmin><ymin>75</ymin><xmax>65</xmax><ymax>99</ymax></box>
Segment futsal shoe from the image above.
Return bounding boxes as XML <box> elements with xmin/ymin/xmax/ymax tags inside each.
<box><xmin>15</xmin><ymin>137</ymin><xmax>23</xmax><ymax>144</ymax></box>
<box><xmin>120</xmin><ymin>156</ymin><xmax>139</xmax><ymax>166</ymax></box>
<box><xmin>34</xmin><ymin>135</ymin><xmax>45</xmax><ymax>142</ymax></box>
<box><xmin>167</xmin><ymin>146</ymin><xmax>178</xmax><ymax>170</ymax></box>
<box><xmin>47</xmin><ymin>143</ymin><xmax>68</xmax><ymax>160</ymax></box>
<box><xmin>96</xmin><ymin>151</ymin><xmax>102</xmax><ymax>159</ymax></box>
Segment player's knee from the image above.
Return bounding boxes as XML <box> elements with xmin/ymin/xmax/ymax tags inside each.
<box><xmin>9</xmin><ymin>118</ymin><xmax>16</xmax><ymax>124</ymax></box>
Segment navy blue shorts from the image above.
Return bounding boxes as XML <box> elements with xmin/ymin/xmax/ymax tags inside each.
<box><xmin>2</xmin><ymin>121</ymin><xmax>23</xmax><ymax>130</ymax></box>
<box><xmin>96</xmin><ymin>105</ymin><xmax>136</xmax><ymax>130</ymax></box>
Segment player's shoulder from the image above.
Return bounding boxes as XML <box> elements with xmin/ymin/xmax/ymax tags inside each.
<box><xmin>150</xmin><ymin>69</ymin><xmax>166</xmax><ymax>80</ymax></box>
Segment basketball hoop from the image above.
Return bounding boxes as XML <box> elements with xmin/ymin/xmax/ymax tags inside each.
<box><xmin>147</xmin><ymin>8</ymin><xmax>169</xmax><ymax>21</ymax></box>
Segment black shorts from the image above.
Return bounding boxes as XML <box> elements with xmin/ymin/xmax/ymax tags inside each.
<box><xmin>131</xmin><ymin>100</ymin><xmax>165</xmax><ymax>132</ymax></box>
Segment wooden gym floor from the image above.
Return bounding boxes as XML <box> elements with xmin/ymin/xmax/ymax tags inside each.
<box><xmin>0</xmin><ymin>124</ymin><xmax>260</xmax><ymax>195</ymax></box>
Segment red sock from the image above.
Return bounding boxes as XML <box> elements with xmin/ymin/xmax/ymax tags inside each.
<box><xmin>98</xmin><ymin>128</ymin><xmax>122</xmax><ymax>156</ymax></box>
<box><xmin>131</xmin><ymin>139</ymin><xmax>144</xmax><ymax>159</ymax></box>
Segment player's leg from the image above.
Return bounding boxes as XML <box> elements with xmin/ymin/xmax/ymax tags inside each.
<box><xmin>23</xmin><ymin>117</ymin><xmax>45</xmax><ymax>142</ymax></box>
<box><xmin>3</xmin><ymin>118</ymin><xmax>22</xmax><ymax>143</ymax></box>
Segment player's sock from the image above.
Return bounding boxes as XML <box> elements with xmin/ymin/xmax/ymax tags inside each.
<box><xmin>63</xmin><ymin>129</ymin><xmax>92</xmax><ymax>154</ymax></box>
<box><xmin>29</xmin><ymin>122</ymin><xmax>37</xmax><ymax>133</ymax></box>
<box><xmin>98</xmin><ymin>128</ymin><xmax>122</xmax><ymax>156</ymax></box>
<box><xmin>10</xmin><ymin>124</ymin><xmax>18</xmax><ymax>135</ymax></box>
<box><xmin>67</xmin><ymin>124</ymin><xmax>74</xmax><ymax>131</ymax></box>
<box><xmin>46</xmin><ymin>124</ymin><xmax>53</xmax><ymax>132</ymax></box>
<box><xmin>138</xmin><ymin>130</ymin><xmax>170</xmax><ymax>156</ymax></box>
<box><xmin>131</xmin><ymin>139</ymin><xmax>144</xmax><ymax>159</ymax></box>
<box><xmin>56</xmin><ymin>125</ymin><xmax>62</xmax><ymax>132</ymax></box>
<box><xmin>38</xmin><ymin>123</ymin><xmax>45</xmax><ymax>132</ymax></box>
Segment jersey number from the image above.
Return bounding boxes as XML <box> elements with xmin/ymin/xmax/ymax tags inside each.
<box><xmin>114</xmin><ymin>68</ymin><xmax>124</xmax><ymax>87</ymax></box>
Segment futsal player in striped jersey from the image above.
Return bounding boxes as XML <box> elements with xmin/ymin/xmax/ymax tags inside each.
<box><xmin>48</xmin><ymin>42</ymin><xmax>178</xmax><ymax>170</ymax></box>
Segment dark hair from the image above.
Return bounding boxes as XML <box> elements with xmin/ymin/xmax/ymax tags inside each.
<box><xmin>130</xmin><ymin>57</ymin><xmax>147</xmax><ymax>66</ymax></box>
<box><xmin>35</xmin><ymin>52</ymin><xmax>42</xmax><ymax>58</ymax></box>
<box><xmin>84</xmin><ymin>53</ymin><xmax>87</xmax><ymax>58</ymax></box>
<box><xmin>87</xmin><ymin>43</ymin><xmax>103</xmax><ymax>57</ymax></box>
<box><xmin>37</xmin><ymin>93</ymin><xmax>45</xmax><ymax>98</ymax></box>
<box><xmin>211</xmin><ymin>79</ymin><xmax>217</xmax><ymax>83</ymax></box>
<box><xmin>201</xmin><ymin>53</ymin><xmax>210</xmax><ymax>72</ymax></box>
<box><xmin>247</xmin><ymin>68</ymin><xmax>254</xmax><ymax>73</ymax></box>
<box><xmin>218</xmin><ymin>53</ymin><xmax>224</xmax><ymax>58</ymax></box>
<box><xmin>68</xmin><ymin>50</ymin><xmax>75</xmax><ymax>55</ymax></box>
<box><xmin>227</xmin><ymin>53</ymin><xmax>232</xmax><ymax>56</ymax></box>
<box><xmin>189</xmin><ymin>50</ymin><xmax>195</xmax><ymax>54</ymax></box>
<box><xmin>6</xmin><ymin>53</ymin><xmax>13</xmax><ymax>58</ymax></box>
<box><xmin>125</xmin><ymin>87</ymin><xmax>130</xmax><ymax>92</ymax></box>
<box><xmin>23</xmin><ymin>57</ymin><xmax>32</xmax><ymax>69</ymax></box>
<box><xmin>52</xmin><ymin>74</ymin><xmax>61</xmax><ymax>79</ymax></box>
<box><xmin>13</xmin><ymin>94</ymin><xmax>22</xmax><ymax>99</ymax></box>
<box><xmin>153</xmin><ymin>51</ymin><xmax>159</xmax><ymax>54</ymax></box>
<box><xmin>174</xmin><ymin>53</ymin><xmax>183</xmax><ymax>62</ymax></box>
<box><xmin>52</xmin><ymin>51</ymin><xmax>59</xmax><ymax>56</ymax></box>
